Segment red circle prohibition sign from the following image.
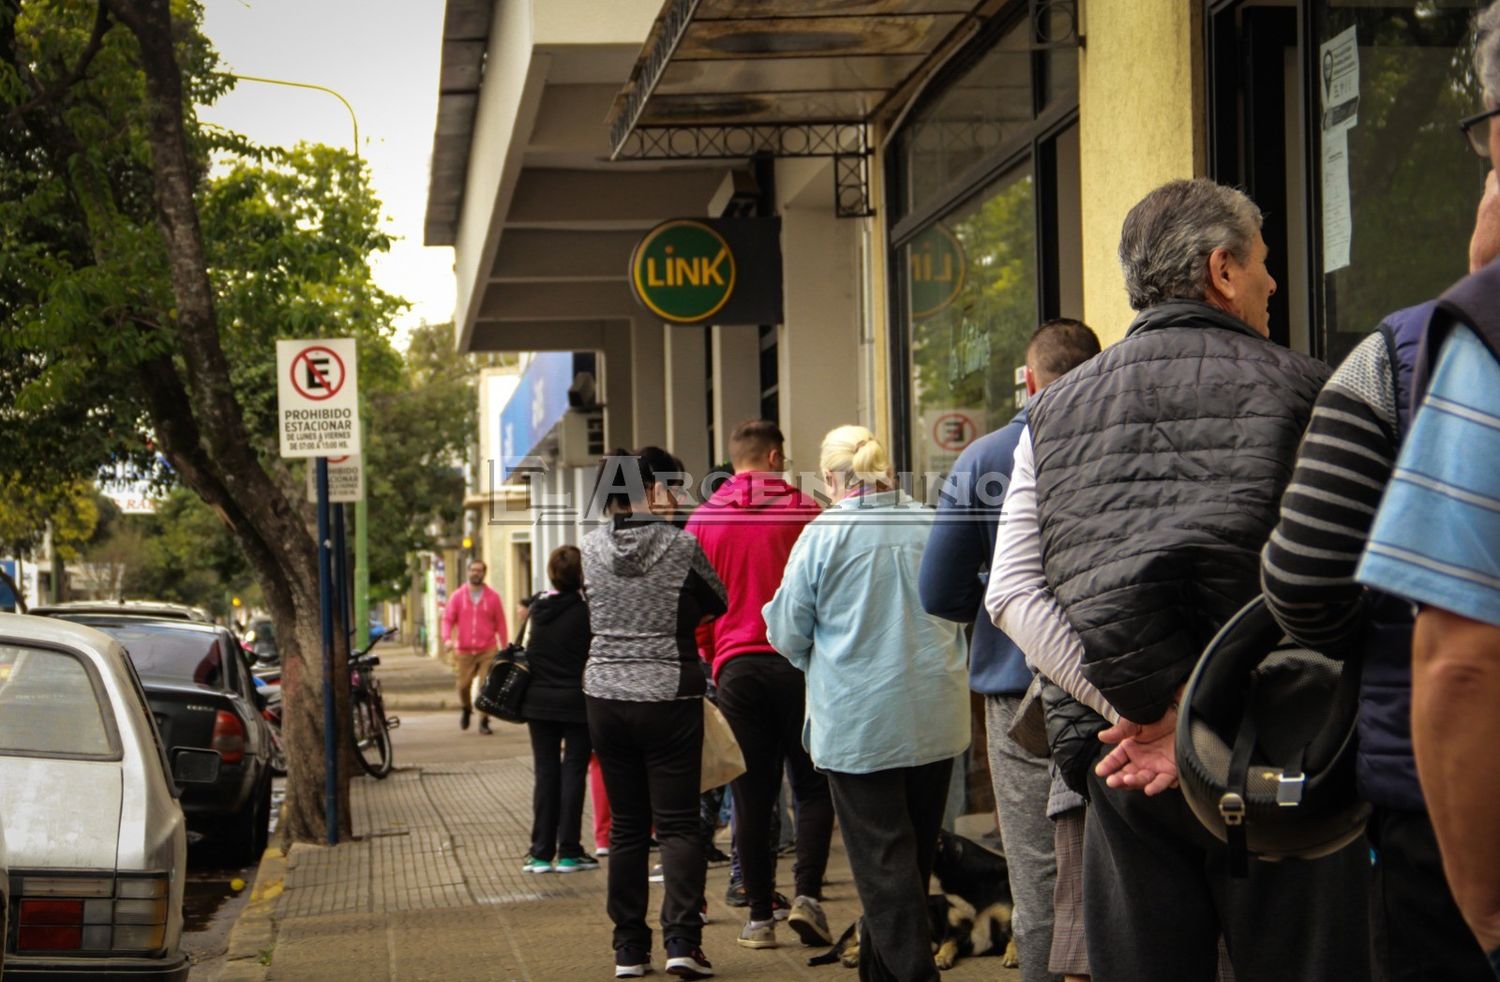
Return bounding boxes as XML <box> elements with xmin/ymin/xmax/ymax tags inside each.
<box><xmin>290</xmin><ymin>346</ymin><xmax>346</xmax><ymax>401</ymax></box>
<box><xmin>933</xmin><ymin>412</ymin><xmax>976</xmax><ymax>452</ymax></box>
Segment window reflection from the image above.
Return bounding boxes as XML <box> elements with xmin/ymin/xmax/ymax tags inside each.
<box><xmin>1316</xmin><ymin>2</ymin><xmax>1486</xmax><ymax>364</ymax></box>
<box><xmin>905</xmin><ymin>167</ymin><xmax>1037</xmax><ymax>501</ymax></box>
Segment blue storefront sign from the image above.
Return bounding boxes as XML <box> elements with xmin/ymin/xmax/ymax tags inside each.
<box><xmin>498</xmin><ymin>352</ymin><xmax>576</xmax><ymax>482</ymax></box>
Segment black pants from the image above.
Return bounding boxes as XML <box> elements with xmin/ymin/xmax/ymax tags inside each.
<box><xmin>526</xmin><ymin>719</ymin><xmax>592</xmax><ymax>861</ymax></box>
<box><xmin>716</xmin><ymin>653</ymin><xmax>834</xmax><ymax>921</ymax></box>
<box><xmin>1369</xmin><ymin>805</ymin><xmax>1494</xmax><ymax>982</ymax></box>
<box><xmin>827</xmin><ymin>758</ymin><xmax>952</xmax><ymax>982</ymax></box>
<box><xmin>1083</xmin><ymin>769</ymin><xmax>1371</xmax><ymax>982</ymax></box>
<box><xmin>587</xmin><ymin>696</ymin><xmax>705</xmax><ymax>951</ymax></box>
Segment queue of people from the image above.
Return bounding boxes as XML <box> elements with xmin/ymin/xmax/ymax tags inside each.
<box><xmin>477</xmin><ymin>6</ymin><xmax>1500</xmax><ymax>977</ymax></box>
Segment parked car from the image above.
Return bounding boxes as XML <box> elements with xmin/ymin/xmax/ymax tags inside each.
<box><xmin>39</xmin><ymin>615</ymin><xmax>274</xmax><ymax>866</ymax></box>
<box><xmin>0</xmin><ymin>613</ymin><xmax>211</xmax><ymax>981</ymax></box>
<box><xmin>28</xmin><ymin>600</ymin><xmax>213</xmax><ymax>624</ymax></box>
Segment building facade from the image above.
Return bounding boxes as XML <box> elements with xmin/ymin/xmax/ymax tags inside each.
<box><xmin>426</xmin><ymin>0</ymin><xmax>1489</xmax><ymax>801</ymax></box>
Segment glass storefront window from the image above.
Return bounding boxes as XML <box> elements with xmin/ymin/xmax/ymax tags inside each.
<box><xmin>1314</xmin><ymin>1</ymin><xmax>1487</xmax><ymax>364</ymax></box>
<box><xmin>904</xmin><ymin>166</ymin><xmax>1036</xmax><ymax>500</ymax></box>
<box><xmin>893</xmin><ymin>20</ymin><xmax>1035</xmax><ymax>221</ymax></box>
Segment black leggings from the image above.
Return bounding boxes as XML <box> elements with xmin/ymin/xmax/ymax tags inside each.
<box><xmin>526</xmin><ymin>719</ymin><xmax>592</xmax><ymax>860</ymax></box>
<box><xmin>587</xmin><ymin>696</ymin><xmax>705</xmax><ymax>951</ymax></box>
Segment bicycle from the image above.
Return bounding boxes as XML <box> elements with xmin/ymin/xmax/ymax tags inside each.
<box><xmin>349</xmin><ymin>633</ymin><xmax>399</xmax><ymax>779</ymax></box>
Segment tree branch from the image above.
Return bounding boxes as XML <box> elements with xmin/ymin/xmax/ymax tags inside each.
<box><xmin>2</xmin><ymin>1</ymin><xmax>112</xmax><ymax>130</ymax></box>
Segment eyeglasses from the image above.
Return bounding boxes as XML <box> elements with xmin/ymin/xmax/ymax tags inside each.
<box><xmin>1459</xmin><ymin>106</ymin><xmax>1500</xmax><ymax>160</ymax></box>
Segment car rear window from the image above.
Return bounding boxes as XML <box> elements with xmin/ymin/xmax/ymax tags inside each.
<box><xmin>0</xmin><ymin>644</ymin><xmax>114</xmax><ymax>757</ymax></box>
<box><xmin>80</xmin><ymin>623</ymin><xmax>224</xmax><ymax>687</ymax></box>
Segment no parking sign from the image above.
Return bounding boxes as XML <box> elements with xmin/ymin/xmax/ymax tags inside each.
<box><xmin>276</xmin><ymin>338</ymin><xmax>361</xmax><ymax>457</ymax></box>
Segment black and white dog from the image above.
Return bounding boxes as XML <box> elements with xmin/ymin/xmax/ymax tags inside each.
<box><xmin>808</xmin><ymin>831</ymin><xmax>1018</xmax><ymax>971</ymax></box>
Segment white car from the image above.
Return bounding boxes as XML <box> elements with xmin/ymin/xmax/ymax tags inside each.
<box><xmin>0</xmin><ymin>613</ymin><xmax>213</xmax><ymax>981</ymax></box>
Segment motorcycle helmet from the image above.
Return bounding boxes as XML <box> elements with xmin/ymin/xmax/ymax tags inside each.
<box><xmin>1175</xmin><ymin>594</ymin><xmax>1368</xmax><ymax>873</ymax></box>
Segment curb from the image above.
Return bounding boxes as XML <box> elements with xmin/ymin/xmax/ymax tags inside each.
<box><xmin>215</xmin><ymin>844</ymin><xmax>287</xmax><ymax>981</ymax></box>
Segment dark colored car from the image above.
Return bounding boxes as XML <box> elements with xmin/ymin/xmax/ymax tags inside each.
<box><xmin>38</xmin><ymin>616</ymin><xmax>273</xmax><ymax>866</ymax></box>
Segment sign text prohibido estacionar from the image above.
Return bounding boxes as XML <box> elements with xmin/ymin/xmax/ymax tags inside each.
<box><xmin>276</xmin><ymin>338</ymin><xmax>361</xmax><ymax>458</ymax></box>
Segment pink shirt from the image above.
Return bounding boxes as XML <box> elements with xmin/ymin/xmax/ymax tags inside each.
<box><xmin>440</xmin><ymin>584</ymin><xmax>508</xmax><ymax>653</ymax></box>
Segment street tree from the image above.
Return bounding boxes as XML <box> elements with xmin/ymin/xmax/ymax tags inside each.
<box><xmin>364</xmin><ymin>322</ymin><xmax>476</xmax><ymax>601</ymax></box>
<box><xmin>0</xmin><ymin>0</ymin><xmax>405</xmax><ymax>840</ymax></box>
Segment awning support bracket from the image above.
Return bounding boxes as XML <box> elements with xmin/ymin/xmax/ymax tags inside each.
<box><xmin>616</xmin><ymin>122</ymin><xmax>874</xmax><ymax>218</ymax></box>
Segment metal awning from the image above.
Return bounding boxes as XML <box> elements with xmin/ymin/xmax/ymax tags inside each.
<box><xmin>607</xmin><ymin>0</ymin><xmax>1081</xmax><ymax>217</ymax></box>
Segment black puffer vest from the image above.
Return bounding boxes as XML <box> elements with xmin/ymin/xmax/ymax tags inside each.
<box><xmin>1029</xmin><ymin>301</ymin><xmax>1329</xmax><ymax>723</ymax></box>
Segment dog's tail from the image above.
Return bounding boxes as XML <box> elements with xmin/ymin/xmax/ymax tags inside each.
<box><xmin>807</xmin><ymin>949</ymin><xmax>840</xmax><ymax>967</ymax></box>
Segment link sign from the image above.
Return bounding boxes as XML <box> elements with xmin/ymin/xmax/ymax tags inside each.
<box><xmin>629</xmin><ymin>217</ymin><xmax>783</xmax><ymax>326</ymax></box>
<box><xmin>276</xmin><ymin>338</ymin><xmax>361</xmax><ymax>457</ymax></box>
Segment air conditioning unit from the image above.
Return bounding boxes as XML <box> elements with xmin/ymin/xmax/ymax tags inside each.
<box><xmin>558</xmin><ymin>410</ymin><xmax>606</xmax><ymax>468</ymax></box>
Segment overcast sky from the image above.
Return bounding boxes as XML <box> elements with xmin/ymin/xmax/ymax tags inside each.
<box><xmin>198</xmin><ymin>0</ymin><xmax>454</xmax><ymax>344</ymax></box>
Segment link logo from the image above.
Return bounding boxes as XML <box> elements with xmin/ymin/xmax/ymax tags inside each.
<box><xmin>630</xmin><ymin>219</ymin><xmax>737</xmax><ymax>324</ymax></box>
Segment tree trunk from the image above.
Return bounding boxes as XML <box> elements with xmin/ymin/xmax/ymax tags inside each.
<box><xmin>103</xmin><ymin>0</ymin><xmax>351</xmax><ymax>843</ymax></box>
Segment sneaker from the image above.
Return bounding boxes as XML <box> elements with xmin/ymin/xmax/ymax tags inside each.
<box><xmin>664</xmin><ymin>940</ymin><xmax>714</xmax><ymax>979</ymax></box>
<box><xmin>554</xmin><ymin>857</ymin><xmax>584</xmax><ymax>873</ymax></box>
<box><xmin>699</xmin><ymin>900</ymin><xmax>710</xmax><ymax>925</ymax></box>
<box><xmin>460</xmin><ymin>707</ymin><xmax>472</xmax><ymax>730</ymax></box>
<box><xmin>723</xmin><ymin>880</ymin><xmax>747</xmax><ymax>908</ymax></box>
<box><xmin>648</xmin><ymin>863</ymin><xmax>664</xmax><ymax>883</ymax></box>
<box><xmin>570</xmin><ymin>853</ymin><xmax>600</xmax><ymax>870</ymax></box>
<box><xmin>596</xmin><ymin>846</ymin><xmax>611</xmax><ymax>857</ymax></box>
<box><xmin>478</xmin><ymin>717</ymin><xmax>493</xmax><ymax>735</ymax></box>
<box><xmin>704</xmin><ymin>846</ymin><xmax>731</xmax><ymax>867</ymax></box>
<box><xmin>769</xmin><ymin>892</ymin><xmax>791</xmax><ymax>922</ymax></box>
<box><xmin>736</xmin><ymin>919</ymin><xmax>777</xmax><ymax>949</ymax></box>
<box><xmin>522</xmin><ymin>856</ymin><xmax>552</xmax><ymax>874</ymax></box>
<box><xmin>786</xmin><ymin>895</ymin><xmax>832</xmax><ymax>946</ymax></box>
<box><xmin>614</xmin><ymin>945</ymin><xmax>652</xmax><ymax>978</ymax></box>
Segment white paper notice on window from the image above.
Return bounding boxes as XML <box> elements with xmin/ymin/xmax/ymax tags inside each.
<box><xmin>1319</xmin><ymin>26</ymin><xmax>1359</xmax><ymax>274</ymax></box>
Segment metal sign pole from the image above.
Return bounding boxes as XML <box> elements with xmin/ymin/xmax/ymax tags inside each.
<box><xmin>316</xmin><ymin>458</ymin><xmax>339</xmax><ymax>846</ymax></box>
<box><xmin>333</xmin><ymin>503</ymin><xmax>349</xmax><ymax>648</ymax></box>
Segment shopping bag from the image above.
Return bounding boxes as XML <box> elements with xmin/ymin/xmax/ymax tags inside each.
<box><xmin>701</xmin><ymin>698</ymin><xmax>746</xmax><ymax>792</ymax></box>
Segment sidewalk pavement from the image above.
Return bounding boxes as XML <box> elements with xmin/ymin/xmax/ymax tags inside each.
<box><xmin>210</xmin><ymin>703</ymin><xmax>1017</xmax><ymax>980</ymax></box>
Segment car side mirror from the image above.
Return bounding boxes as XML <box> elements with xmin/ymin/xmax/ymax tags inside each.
<box><xmin>172</xmin><ymin>748</ymin><xmax>222</xmax><ymax>786</ymax></box>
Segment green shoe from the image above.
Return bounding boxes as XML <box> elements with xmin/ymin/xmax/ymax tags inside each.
<box><xmin>554</xmin><ymin>857</ymin><xmax>583</xmax><ymax>874</ymax></box>
<box><xmin>522</xmin><ymin>856</ymin><xmax>553</xmax><ymax>874</ymax></box>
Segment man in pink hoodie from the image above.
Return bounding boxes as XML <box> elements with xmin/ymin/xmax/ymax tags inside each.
<box><xmin>441</xmin><ymin>558</ymin><xmax>509</xmax><ymax>735</ymax></box>
<box><xmin>685</xmin><ymin>420</ymin><xmax>831</xmax><ymax>951</ymax></box>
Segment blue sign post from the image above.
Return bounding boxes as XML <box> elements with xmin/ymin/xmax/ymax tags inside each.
<box><xmin>315</xmin><ymin>459</ymin><xmax>339</xmax><ymax>846</ymax></box>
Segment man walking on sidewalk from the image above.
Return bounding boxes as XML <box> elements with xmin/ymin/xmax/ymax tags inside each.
<box><xmin>686</xmin><ymin>419</ymin><xmax>833</xmax><ymax>951</ymax></box>
<box><xmin>442</xmin><ymin>558</ymin><xmax>508</xmax><ymax>735</ymax></box>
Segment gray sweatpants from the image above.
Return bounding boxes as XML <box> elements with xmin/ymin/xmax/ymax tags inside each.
<box><xmin>986</xmin><ymin>694</ymin><xmax>1063</xmax><ymax>982</ymax></box>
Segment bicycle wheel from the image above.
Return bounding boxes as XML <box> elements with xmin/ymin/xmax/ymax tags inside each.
<box><xmin>351</xmin><ymin>691</ymin><xmax>393</xmax><ymax>779</ymax></box>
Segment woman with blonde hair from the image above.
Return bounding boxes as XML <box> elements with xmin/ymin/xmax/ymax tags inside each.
<box><xmin>763</xmin><ymin>425</ymin><xmax>970</xmax><ymax>982</ymax></box>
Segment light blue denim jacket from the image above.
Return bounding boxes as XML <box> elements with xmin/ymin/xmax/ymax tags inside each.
<box><xmin>763</xmin><ymin>490</ymin><xmax>971</xmax><ymax>774</ymax></box>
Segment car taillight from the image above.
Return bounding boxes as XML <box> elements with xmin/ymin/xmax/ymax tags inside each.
<box><xmin>213</xmin><ymin>709</ymin><xmax>246</xmax><ymax>764</ymax></box>
<box><xmin>15</xmin><ymin>874</ymin><xmax>170</xmax><ymax>954</ymax></box>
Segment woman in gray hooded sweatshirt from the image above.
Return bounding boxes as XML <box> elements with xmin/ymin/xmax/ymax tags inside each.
<box><xmin>582</xmin><ymin>447</ymin><xmax>727</xmax><ymax>981</ymax></box>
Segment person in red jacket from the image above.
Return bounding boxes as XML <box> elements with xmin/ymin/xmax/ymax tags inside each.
<box><xmin>441</xmin><ymin>558</ymin><xmax>509</xmax><ymax>735</ymax></box>
<box><xmin>685</xmin><ymin>419</ymin><xmax>831</xmax><ymax>951</ymax></box>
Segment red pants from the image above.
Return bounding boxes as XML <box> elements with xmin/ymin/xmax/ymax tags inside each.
<box><xmin>589</xmin><ymin>753</ymin><xmax>611</xmax><ymax>850</ymax></box>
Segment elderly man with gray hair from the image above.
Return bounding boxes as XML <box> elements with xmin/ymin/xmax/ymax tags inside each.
<box><xmin>999</xmin><ymin>177</ymin><xmax>1370</xmax><ymax>981</ymax></box>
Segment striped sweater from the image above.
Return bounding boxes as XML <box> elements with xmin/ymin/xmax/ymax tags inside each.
<box><xmin>1260</xmin><ymin>331</ymin><xmax>1398</xmax><ymax>651</ymax></box>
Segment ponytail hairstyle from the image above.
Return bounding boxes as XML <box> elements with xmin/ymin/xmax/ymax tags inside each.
<box><xmin>819</xmin><ymin>424</ymin><xmax>891</xmax><ymax>490</ymax></box>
